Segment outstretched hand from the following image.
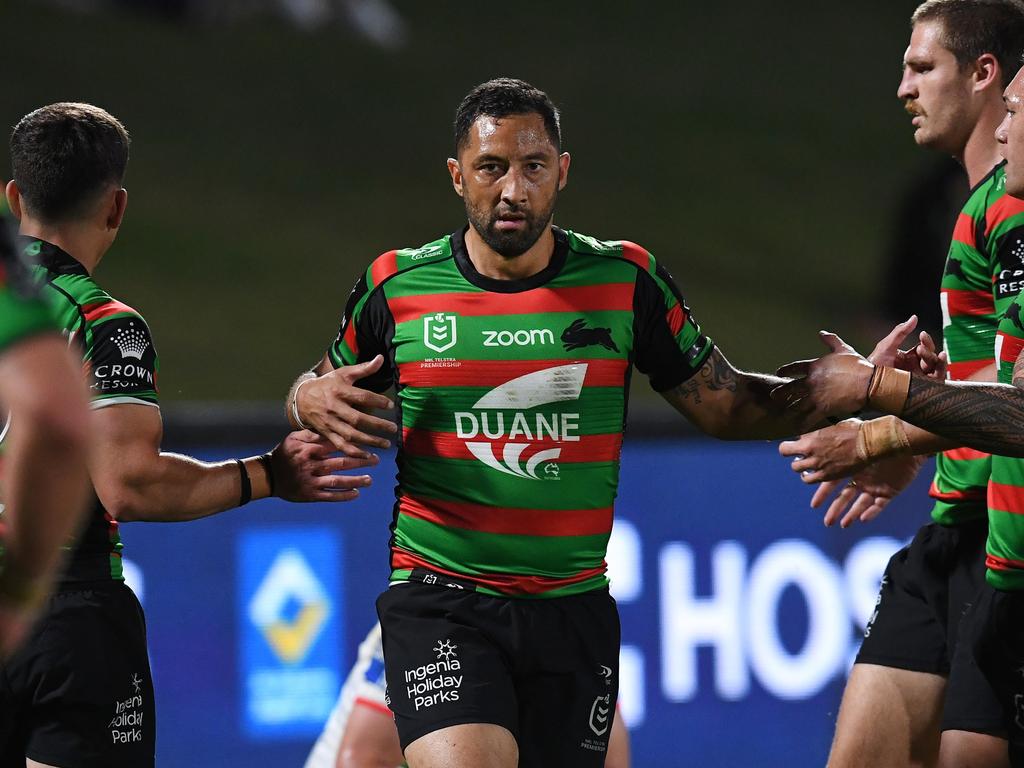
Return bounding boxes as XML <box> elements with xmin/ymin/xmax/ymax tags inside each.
<box><xmin>780</xmin><ymin>419</ymin><xmax>866</xmax><ymax>484</ymax></box>
<box><xmin>294</xmin><ymin>355</ymin><xmax>399</xmax><ymax>459</ymax></box>
<box><xmin>771</xmin><ymin>331</ymin><xmax>874</xmax><ymax>418</ymax></box>
<box><xmin>867</xmin><ymin>315</ymin><xmax>946</xmax><ymax>377</ymax></box>
<box><xmin>810</xmin><ymin>454</ymin><xmax>925</xmax><ymax>528</ymax></box>
<box><xmin>271</xmin><ymin>430</ymin><xmax>377</xmax><ymax>502</ymax></box>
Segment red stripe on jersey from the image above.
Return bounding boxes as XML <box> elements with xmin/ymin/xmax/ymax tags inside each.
<box><xmin>390</xmin><ymin>549</ymin><xmax>607</xmax><ymax>596</ymax></box>
<box><xmin>666</xmin><ymin>303</ymin><xmax>685</xmax><ymax>336</ymax></box>
<box><xmin>387</xmin><ymin>283</ymin><xmax>634</xmax><ymax>324</ymax></box>
<box><xmin>952</xmin><ymin>213</ymin><xmax>977</xmax><ymax>248</ymax></box>
<box><xmin>999</xmin><ymin>331</ymin><xmax>1024</xmax><ymax>364</ymax></box>
<box><xmin>399</xmin><ymin>495</ymin><xmax>614</xmax><ymax>537</ymax></box>
<box><xmin>354</xmin><ymin>697</ymin><xmax>392</xmax><ymax>717</ymax></box>
<box><xmin>942</xmin><ymin>288</ymin><xmax>994</xmax><ymax>317</ymax></box>
<box><xmin>402</xmin><ymin>427</ymin><xmax>623</xmax><ymax>463</ymax></box>
<box><xmin>929</xmin><ymin>479</ymin><xmax>986</xmax><ymax>503</ymax></box>
<box><xmin>989</xmin><ymin>481</ymin><xmax>1024</xmax><ymax>514</ymax></box>
<box><xmin>397</xmin><ymin>357</ymin><xmax>628</xmax><ymax>388</ymax></box>
<box><xmin>948</xmin><ymin>359</ymin><xmax>993</xmax><ymax>380</ymax></box>
<box><xmin>987</xmin><ymin>195</ymin><xmax>1024</xmax><ymax>236</ymax></box>
<box><xmin>987</xmin><ymin>553</ymin><xmax>1024</xmax><ymax>572</ymax></box>
<box><xmin>81</xmin><ymin>299</ymin><xmax>137</xmax><ymax>322</ymax></box>
<box><xmin>370</xmin><ymin>250</ymin><xmax>399</xmax><ymax>287</ymax></box>
<box><xmin>941</xmin><ymin>446</ymin><xmax>990</xmax><ymax>461</ymax></box>
<box><xmin>342</xmin><ymin>320</ymin><xmax>359</xmax><ymax>357</ymax></box>
<box><xmin>619</xmin><ymin>241</ymin><xmax>650</xmax><ymax>270</ymax></box>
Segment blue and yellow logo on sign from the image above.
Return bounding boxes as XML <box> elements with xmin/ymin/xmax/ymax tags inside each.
<box><xmin>239</xmin><ymin>527</ymin><xmax>342</xmax><ymax>739</ymax></box>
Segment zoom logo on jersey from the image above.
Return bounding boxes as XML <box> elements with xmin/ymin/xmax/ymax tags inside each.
<box><xmin>482</xmin><ymin>328</ymin><xmax>554</xmax><ymax>347</ymax></box>
<box><xmin>424</xmin><ymin>313</ymin><xmax>457</xmax><ymax>353</ymax></box>
<box><xmin>454</xmin><ymin>363</ymin><xmax>586</xmax><ymax>479</ymax></box>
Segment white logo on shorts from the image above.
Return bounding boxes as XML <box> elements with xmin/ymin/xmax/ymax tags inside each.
<box><xmin>588</xmin><ymin>694</ymin><xmax>611</xmax><ymax>736</ymax></box>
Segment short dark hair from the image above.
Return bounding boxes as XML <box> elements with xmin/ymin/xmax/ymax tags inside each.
<box><xmin>10</xmin><ymin>103</ymin><xmax>130</xmax><ymax>223</ymax></box>
<box><xmin>913</xmin><ymin>0</ymin><xmax>1024</xmax><ymax>86</ymax></box>
<box><xmin>454</xmin><ymin>78</ymin><xmax>561</xmax><ymax>154</ymax></box>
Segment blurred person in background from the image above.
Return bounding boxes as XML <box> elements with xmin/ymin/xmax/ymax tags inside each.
<box><xmin>0</xmin><ymin>102</ymin><xmax>375</xmax><ymax>767</ymax></box>
<box><xmin>304</xmin><ymin>623</ymin><xmax>631</xmax><ymax>768</ymax></box>
<box><xmin>780</xmin><ymin>1</ymin><xmax>1024</xmax><ymax>766</ymax></box>
<box><xmin>0</xmin><ymin>211</ymin><xmax>91</xmax><ymax>659</ymax></box>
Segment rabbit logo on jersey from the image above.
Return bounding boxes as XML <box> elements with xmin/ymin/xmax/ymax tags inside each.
<box><xmin>453</xmin><ymin>363</ymin><xmax>587</xmax><ymax>479</ymax></box>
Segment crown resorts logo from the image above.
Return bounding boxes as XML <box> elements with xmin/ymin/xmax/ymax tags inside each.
<box><xmin>454</xmin><ymin>363</ymin><xmax>587</xmax><ymax>480</ymax></box>
<box><xmin>247</xmin><ymin>549</ymin><xmax>331</xmax><ymax>664</ymax></box>
<box><xmin>111</xmin><ymin>322</ymin><xmax>149</xmax><ymax>360</ymax></box>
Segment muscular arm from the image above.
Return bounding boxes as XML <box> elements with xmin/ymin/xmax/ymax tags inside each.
<box><xmin>90</xmin><ymin>403</ymin><xmax>370</xmax><ymax>522</ymax></box>
<box><xmin>661</xmin><ymin>347</ymin><xmax>825</xmax><ymax>440</ymax></box>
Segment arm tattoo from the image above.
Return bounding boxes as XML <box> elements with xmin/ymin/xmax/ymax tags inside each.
<box><xmin>902</xmin><ymin>375</ymin><xmax>1024</xmax><ymax>457</ymax></box>
<box><xmin>706</xmin><ymin>349</ymin><xmax>739</xmax><ymax>393</ymax></box>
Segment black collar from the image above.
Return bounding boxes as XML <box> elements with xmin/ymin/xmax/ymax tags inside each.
<box><xmin>18</xmin><ymin>236</ymin><xmax>88</xmax><ymax>276</ymax></box>
<box><xmin>451</xmin><ymin>225</ymin><xmax>568</xmax><ymax>294</ymax></box>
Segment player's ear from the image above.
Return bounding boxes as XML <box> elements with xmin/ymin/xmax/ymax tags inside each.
<box><xmin>973</xmin><ymin>53</ymin><xmax>1000</xmax><ymax>93</ymax></box>
<box><xmin>107</xmin><ymin>188</ymin><xmax>128</xmax><ymax>231</ymax></box>
<box><xmin>557</xmin><ymin>152</ymin><xmax>571</xmax><ymax>191</ymax></box>
<box><xmin>5</xmin><ymin>181</ymin><xmax>23</xmax><ymax>221</ymax></box>
<box><xmin>447</xmin><ymin>158</ymin><xmax>464</xmax><ymax>198</ymax></box>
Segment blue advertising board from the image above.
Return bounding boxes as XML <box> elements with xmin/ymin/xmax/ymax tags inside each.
<box><xmin>122</xmin><ymin>439</ymin><xmax>926</xmax><ymax>767</ymax></box>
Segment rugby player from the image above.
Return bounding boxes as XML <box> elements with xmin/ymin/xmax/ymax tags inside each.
<box><xmin>304</xmin><ymin>623</ymin><xmax>631</xmax><ymax>768</ymax></box>
<box><xmin>778</xmin><ymin>1</ymin><xmax>1024</xmax><ymax>765</ymax></box>
<box><xmin>0</xmin><ymin>219</ymin><xmax>90</xmax><ymax>658</ymax></box>
<box><xmin>286</xmin><ymin>78</ymin><xmax>848</xmax><ymax>768</ymax></box>
<box><xmin>773</xmin><ymin>64</ymin><xmax>1024</xmax><ymax>761</ymax></box>
<box><xmin>0</xmin><ymin>103</ymin><xmax>373</xmax><ymax>768</ymax></box>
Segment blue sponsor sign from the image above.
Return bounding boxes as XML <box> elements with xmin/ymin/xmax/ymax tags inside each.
<box><xmin>238</xmin><ymin>527</ymin><xmax>343</xmax><ymax>739</ymax></box>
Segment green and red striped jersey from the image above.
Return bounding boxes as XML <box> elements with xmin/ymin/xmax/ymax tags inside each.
<box><xmin>23</xmin><ymin>237</ymin><xmax>160</xmax><ymax>581</ymax></box>
<box><xmin>328</xmin><ymin>227</ymin><xmax>713</xmax><ymax>598</ymax></box>
<box><xmin>932</xmin><ymin>163</ymin><xmax>1024</xmax><ymax>525</ymax></box>
<box><xmin>988</xmin><ymin>291</ymin><xmax>1024</xmax><ymax>589</ymax></box>
<box><xmin>0</xmin><ymin>229</ymin><xmax>55</xmax><ymax>354</ymax></box>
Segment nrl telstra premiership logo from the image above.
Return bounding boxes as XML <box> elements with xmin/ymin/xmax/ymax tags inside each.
<box><xmin>454</xmin><ymin>363</ymin><xmax>587</xmax><ymax>480</ymax></box>
<box><xmin>424</xmin><ymin>313</ymin><xmax>457</xmax><ymax>354</ymax></box>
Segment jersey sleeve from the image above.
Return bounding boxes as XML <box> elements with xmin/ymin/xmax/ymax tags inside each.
<box><xmin>327</xmin><ymin>264</ymin><xmax>394</xmax><ymax>393</ymax></box>
<box><xmin>631</xmin><ymin>249</ymin><xmax>714</xmax><ymax>391</ymax></box>
<box><xmin>84</xmin><ymin>304</ymin><xmax>160</xmax><ymax>409</ymax></box>
<box><xmin>0</xmin><ymin>271</ymin><xmax>57</xmax><ymax>353</ymax></box>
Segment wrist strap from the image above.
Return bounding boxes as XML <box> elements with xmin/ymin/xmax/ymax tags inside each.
<box><xmin>291</xmin><ymin>378</ymin><xmax>311</xmax><ymax>431</ymax></box>
<box><xmin>235</xmin><ymin>458</ymin><xmax>252</xmax><ymax>506</ymax></box>
<box><xmin>856</xmin><ymin>416</ymin><xmax>912</xmax><ymax>463</ymax></box>
<box><xmin>258</xmin><ymin>452</ymin><xmax>276</xmax><ymax>497</ymax></box>
<box><xmin>866</xmin><ymin>366</ymin><xmax>911</xmax><ymax>414</ymax></box>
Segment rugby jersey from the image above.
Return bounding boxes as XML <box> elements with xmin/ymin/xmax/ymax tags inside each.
<box><xmin>932</xmin><ymin>163</ymin><xmax>1024</xmax><ymax>525</ymax></box>
<box><xmin>987</xmin><ymin>290</ymin><xmax>1024</xmax><ymax>589</ymax></box>
<box><xmin>328</xmin><ymin>226</ymin><xmax>713</xmax><ymax>598</ymax></box>
<box><xmin>24</xmin><ymin>237</ymin><xmax>160</xmax><ymax>581</ymax></box>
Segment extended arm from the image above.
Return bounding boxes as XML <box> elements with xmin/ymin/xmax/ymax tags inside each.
<box><xmin>661</xmin><ymin>347</ymin><xmax>826</xmax><ymax>440</ymax></box>
<box><xmin>90</xmin><ymin>403</ymin><xmax>372</xmax><ymax>522</ymax></box>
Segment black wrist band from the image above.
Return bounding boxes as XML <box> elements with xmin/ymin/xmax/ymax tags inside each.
<box><xmin>235</xmin><ymin>459</ymin><xmax>252</xmax><ymax>506</ymax></box>
<box><xmin>258</xmin><ymin>452</ymin><xmax>276</xmax><ymax>497</ymax></box>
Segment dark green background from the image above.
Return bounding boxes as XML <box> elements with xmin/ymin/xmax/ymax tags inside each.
<box><xmin>1</xmin><ymin>1</ymin><xmax>930</xmax><ymax>403</ymax></box>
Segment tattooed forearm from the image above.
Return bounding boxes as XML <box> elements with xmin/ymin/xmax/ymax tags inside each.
<box><xmin>901</xmin><ymin>376</ymin><xmax>1024</xmax><ymax>457</ymax></box>
<box><xmin>673</xmin><ymin>377</ymin><xmax>703</xmax><ymax>404</ymax></box>
<box><xmin>707</xmin><ymin>350</ymin><xmax>738</xmax><ymax>393</ymax></box>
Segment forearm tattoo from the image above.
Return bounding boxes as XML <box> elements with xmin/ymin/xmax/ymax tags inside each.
<box><xmin>670</xmin><ymin>349</ymin><xmax>738</xmax><ymax>404</ymax></box>
<box><xmin>902</xmin><ymin>375</ymin><xmax>1024</xmax><ymax>457</ymax></box>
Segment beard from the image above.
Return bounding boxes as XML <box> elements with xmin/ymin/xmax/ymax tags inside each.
<box><xmin>465</xmin><ymin>192</ymin><xmax>557</xmax><ymax>258</ymax></box>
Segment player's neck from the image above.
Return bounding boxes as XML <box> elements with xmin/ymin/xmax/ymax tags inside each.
<box><xmin>464</xmin><ymin>224</ymin><xmax>556</xmax><ymax>281</ymax></box>
<box><xmin>18</xmin><ymin>219</ymin><xmax>106</xmax><ymax>275</ymax></box>
<box><xmin>960</xmin><ymin>109</ymin><xmax>1005</xmax><ymax>188</ymax></box>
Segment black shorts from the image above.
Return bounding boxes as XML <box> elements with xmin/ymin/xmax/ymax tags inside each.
<box><xmin>0</xmin><ymin>580</ymin><xmax>155</xmax><ymax>768</ymax></box>
<box><xmin>856</xmin><ymin>520</ymin><xmax>1003</xmax><ymax>734</ymax></box>
<box><xmin>966</xmin><ymin>585</ymin><xmax>1024</xmax><ymax>765</ymax></box>
<box><xmin>377</xmin><ymin>572</ymin><xmax>620</xmax><ymax>768</ymax></box>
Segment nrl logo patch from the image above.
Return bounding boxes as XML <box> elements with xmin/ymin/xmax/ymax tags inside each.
<box><xmin>424</xmin><ymin>313</ymin><xmax>457</xmax><ymax>353</ymax></box>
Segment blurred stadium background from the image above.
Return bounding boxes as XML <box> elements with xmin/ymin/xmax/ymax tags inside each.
<box><xmin>1</xmin><ymin>1</ymin><xmax>950</xmax><ymax>765</ymax></box>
